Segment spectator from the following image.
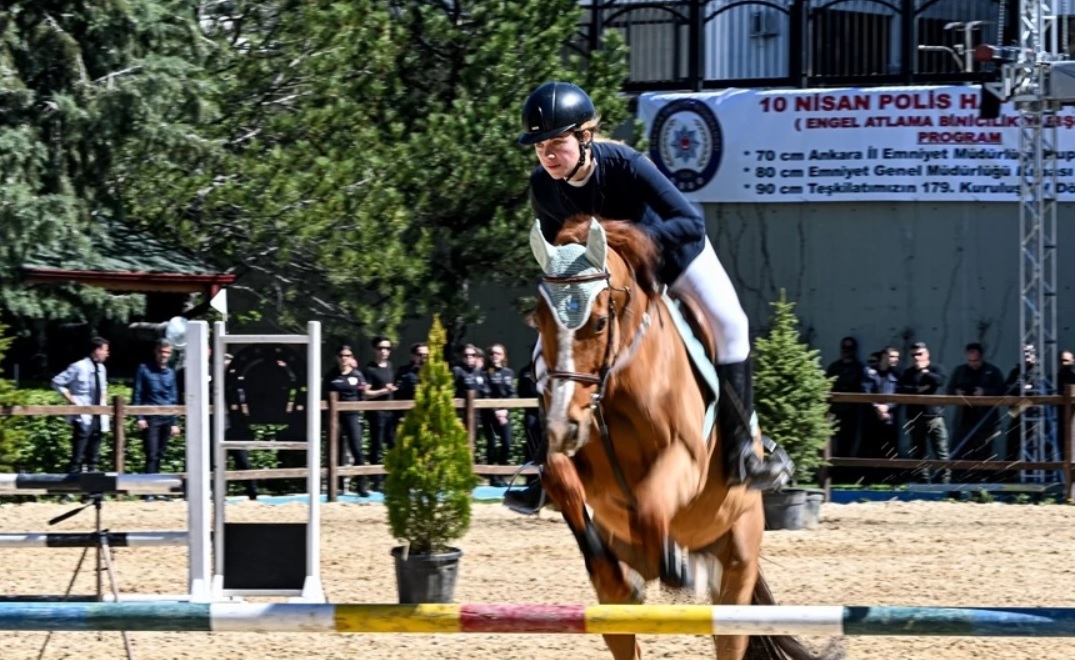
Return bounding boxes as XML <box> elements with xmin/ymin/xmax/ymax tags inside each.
<box><xmin>826</xmin><ymin>336</ymin><xmax>866</xmax><ymax>482</ymax></box>
<box><xmin>515</xmin><ymin>359</ymin><xmax>542</xmax><ymax>485</ymax></box>
<box><xmin>221</xmin><ymin>351</ymin><xmax>258</xmax><ymax>500</ymax></box>
<box><xmin>362</xmin><ymin>336</ymin><xmax>398</xmax><ymax>486</ymax></box>
<box><xmin>1003</xmin><ymin>344</ymin><xmax>1042</xmax><ymax>470</ymax></box>
<box><xmin>947</xmin><ymin>342</ymin><xmax>1005</xmax><ymax>473</ymax></box>
<box><xmin>394</xmin><ymin>342</ymin><xmax>428</xmax><ymax>425</ymax></box>
<box><xmin>898</xmin><ymin>341</ymin><xmax>950</xmax><ymax>484</ymax></box>
<box><xmin>1057</xmin><ymin>350</ymin><xmax>1075</xmax><ymax>461</ymax></box>
<box><xmin>324</xmin><ymin>344</ymin><xmax>369</xmax><ymax>496</ymax></box>
<box><xmin>482</xmin><ymin>343</ymin><xmax>515</xmax><ymax>487</ymax></box>
<box><xmin>52</xmin><ymin>337</ymin><xmax>111</xmax><ymax>474</ymax></box>
<box><xmin>862</xmin><ymin>345</ymin><xmax>901</xmax><ymax>484</ymax></box>
<box><xmin>452</xmin><ymin>343</ymin><xmax>489</xmax><ymax>430</ymax></box>
<box><xmin>132</xmin><ymin>339</ymin><xmax>181</xmax><ymax>476</ymax></box>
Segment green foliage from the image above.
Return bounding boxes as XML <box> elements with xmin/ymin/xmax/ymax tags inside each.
<box><xmin>384</xmin><ymin>316</ymin><xmax>478</xmax><ymax>554</ymax></box>
<box><xmin>123</xmin><ymin>0</ymin><xmax>630</xmax><ymax>346</ymax></box>
<box><xmin>753</xmin><ymin>290</ymin><xmax>835</xmax><ymax>484</ymax></box>
<box><xmin>0</xmin><ymin>322</ymin><xmax>27</xmax><ymax>470</ymax></box>
<box><xmin>0</xmin><ymin>1</ymin><xmax>214</xmax><ymax>323</ymax></box>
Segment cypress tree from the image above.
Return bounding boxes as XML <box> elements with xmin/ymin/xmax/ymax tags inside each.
<box><xmin>752</xmin><ymin>290</ymin><xmax>835</xmax><ymax>484</ymax></box>
<box><xmin>383</xmin><ymin>316</ymin><xmax>478</xmax><ymax>555</ymax></box>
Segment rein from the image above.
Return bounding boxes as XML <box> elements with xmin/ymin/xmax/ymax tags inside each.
<box><xmin>541</xmin><ymin>267</ymin><xmax>655</xmax><ymax>510</ymax></box>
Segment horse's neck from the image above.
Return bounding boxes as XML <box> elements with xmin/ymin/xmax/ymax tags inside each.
<box><xmin>608</xmin><ymin>292</ymin><xmax>690</xmax><ymax>412</ymax></box>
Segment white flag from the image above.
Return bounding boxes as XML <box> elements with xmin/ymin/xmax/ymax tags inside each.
<box><xmin>210</xmin><ymin>289</ymin><xmax>228</xmax><ymax>318</ymax></box>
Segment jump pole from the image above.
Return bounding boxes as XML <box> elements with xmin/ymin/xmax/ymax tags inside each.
<box><xmin>0</xmin><ymin>532</ymin><xmax>188</xmax><ymax>548</ymax></box>
<box><xmin>184</xmin><ymin>320</ymin><xmax>213</xmax><ymax>603</ymax></box>
<box><xmin>2</xmin><ymin>603</ymin><xmax>1075</xmax><ymax>637</ymax></box>
<box><xmin>0</xmin><ymin>473</ymin><xmax>183</xmax><ymax>495</ymax></box>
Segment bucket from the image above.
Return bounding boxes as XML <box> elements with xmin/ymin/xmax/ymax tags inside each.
<box><xmin>762</xmin><ymin>489</ymin><xmax>808</xmax><ymax>530</ymax></box>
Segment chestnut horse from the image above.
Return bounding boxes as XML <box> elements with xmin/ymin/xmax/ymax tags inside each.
<box><xmin>530</xmin><ymin>216</ymin><xmax>821</xmax><ymax>660</ymax></box>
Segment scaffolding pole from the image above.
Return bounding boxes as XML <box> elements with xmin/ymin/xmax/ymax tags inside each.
<box><xmin>1012</xmin><ymin>0</ymin><xmax>1061</xmax><ymax>482</ymax></box>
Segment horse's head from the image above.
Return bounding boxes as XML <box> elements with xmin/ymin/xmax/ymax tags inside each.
<box><xmin>530</xmin><ymin>215</ymin><xmax>659</xmax><ymax>455</ymax></box>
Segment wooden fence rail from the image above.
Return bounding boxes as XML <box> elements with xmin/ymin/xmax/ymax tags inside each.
<box><xmin>3</xmin><ymin>387</ymin><xmax>1073</xmax><ymax>502</ymax></box>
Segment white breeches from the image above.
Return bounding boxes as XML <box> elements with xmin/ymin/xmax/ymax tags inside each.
<box><xmin>668</xmin><ymin>237</ymin><xmax>750</xmax><ymax>365</ymax></box>
<box><xmin>532</xmin><ymin>237</ymin><xmax>749</xmax><ymax>393</ymax></box>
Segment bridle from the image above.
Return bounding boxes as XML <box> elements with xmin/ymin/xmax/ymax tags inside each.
<box><xmin>539</xmin><ymin>265</ymin><xmax>655</xmax><ymax>508</ymax></box>
<box><xmin>540</xmin><ymin>268</ymin><xmax>652</xmax><ymax>397</ymax></box>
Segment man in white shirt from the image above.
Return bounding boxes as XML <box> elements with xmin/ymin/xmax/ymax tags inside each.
<box><xmin>51</xmin><ymin>337</ymin><xmax>111</xmax><ymax>473</ymax></box>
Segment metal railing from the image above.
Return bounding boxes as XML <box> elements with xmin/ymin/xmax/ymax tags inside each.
<box><xmin>575</xmin><ymin>0</ymin><xmax>1007</xmax><ymax>91</ymax></box>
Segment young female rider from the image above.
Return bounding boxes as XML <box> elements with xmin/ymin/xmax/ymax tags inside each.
<box><xmin>503</xmin><ymin>81</ymin><xmax>792</xmax><ymax>515</ymax></box>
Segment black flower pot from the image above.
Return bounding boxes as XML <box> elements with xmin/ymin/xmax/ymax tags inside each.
<box><xmin>391</xmin><ymin>546</ymin><xmax>463</xmax><ymax>604</ymax></box>
<box><xmin>762</xmin><ymin>488</ymin><xmax>822</xmax><ymax>531</ymax></box>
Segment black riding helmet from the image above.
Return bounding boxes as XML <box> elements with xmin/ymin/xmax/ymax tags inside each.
<box><xmin>517</xmin><ymin>82</ymin><xmax>596</xmax><ymax>146</ymax></box>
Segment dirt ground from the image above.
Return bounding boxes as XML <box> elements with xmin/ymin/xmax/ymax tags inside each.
<box><xmin>1</xmin><ymin>498</ymin><xmax>1074</xmax><ymax>659</ymax></box>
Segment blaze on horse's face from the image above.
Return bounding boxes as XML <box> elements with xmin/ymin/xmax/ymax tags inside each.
<box><xmin>530</xmin><ymin>218</ymin><xmax>617</xmax><ymax>456</ymax></box>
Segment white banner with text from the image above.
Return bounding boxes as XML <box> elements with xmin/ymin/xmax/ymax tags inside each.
<box><xmin>638</xmin><ymin>86</ymin><xmax>1075</xmax><ymax>203</ymax></box>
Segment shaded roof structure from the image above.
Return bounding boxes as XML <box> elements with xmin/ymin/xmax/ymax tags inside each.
<box><xmin>20</xmin><ymin>221</ymin><xmax>235</xmax><ymax>296</ymax></box>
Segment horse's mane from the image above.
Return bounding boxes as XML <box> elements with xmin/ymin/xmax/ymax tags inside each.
<box><xmin>554</xmin><ymin>215</ymin><xmax>661</xmax><ymax>292</ymax></box>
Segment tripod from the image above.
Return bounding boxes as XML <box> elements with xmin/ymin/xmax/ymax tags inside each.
<box><xmin>36</xmin><ymin>493</ymin><xmax>135</xmax><ymax>660</ymax></box>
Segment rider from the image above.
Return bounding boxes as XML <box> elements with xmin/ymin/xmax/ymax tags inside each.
<box><xmin>503</xmin><ymin>81</ymin><xmax>792</xmax><ymax>515</ymax></box>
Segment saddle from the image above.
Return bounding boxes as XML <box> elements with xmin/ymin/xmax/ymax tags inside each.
<box><xmin>668</xmin><ymin>289</ymin><xmax>775</xmax><ymax>454</ymax></box>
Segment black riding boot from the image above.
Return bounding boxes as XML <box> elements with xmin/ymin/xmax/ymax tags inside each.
<box><xmin>503</xmin><ymin>417</ymin><xmax>549</xmax><ymax>515</ymax></box>
<box><xmin>718</xmin><ymin>359</ymin><xmax>793</xmax><ymax>491</ymax></box>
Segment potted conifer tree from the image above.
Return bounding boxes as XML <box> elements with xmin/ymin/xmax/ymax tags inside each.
<box><xmin>752</xmin><ymin>291</ymin><xmax>835</xmax><ymax>530</ymax></box>
<box><xmin>383</xmin><ymin>316</ymin><xmax>478</xmax><ymax>603</ymax></box>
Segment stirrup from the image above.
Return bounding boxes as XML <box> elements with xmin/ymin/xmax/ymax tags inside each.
<box><xmin>503</xmin><ymin>463</ymin><xmax>547</xmax><ymax>515</ymax></box>
<box><xmin>730</xmin><ymin>435</ymin><xmax>795</xmax><ymax>492</ymax></box>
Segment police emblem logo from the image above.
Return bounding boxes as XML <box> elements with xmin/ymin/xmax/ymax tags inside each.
<box><xmin>648</xmin><ymin>98</ymin><xmax>723</xmax><ymax>193</ymax></box>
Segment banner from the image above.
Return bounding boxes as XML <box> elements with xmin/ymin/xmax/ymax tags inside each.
<box><xmin>638</xmin><ymin>85</ymin><xmax>1075</xmax><ymax>203</ymax></box>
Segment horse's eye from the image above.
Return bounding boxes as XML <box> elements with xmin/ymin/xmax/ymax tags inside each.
<box><xmin>594</xmin><ymin>316</ymin><xmax>609</xmax><ymax>333</ymax></box>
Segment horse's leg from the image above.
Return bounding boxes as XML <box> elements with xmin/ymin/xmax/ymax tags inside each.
<box><xmin>542</xmin><ymin>453</ymin><xmax>644</xmax><ymax>606</ymax></box>
<box><xmin>630</xmin><ymin>440</ymin><xmax>703</xmax><ymax>589</ymax></box>
<box><xmin>543</xmin><ymin>454</ymin><xmax>643</xmax><ymax>660</ymax></box>
<box><xmin>710</xmin><ymin>499</ymin><xmax>764</xmax><ymax>660</ymax></box>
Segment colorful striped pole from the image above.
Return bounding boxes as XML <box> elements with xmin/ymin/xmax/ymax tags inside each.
<box><xmin>0</xmin><ymin>473</ymin><xmax>184</xmax><ymax>495</ymax></box>
<box><xmin>2</xmin><ymin>603</ymin><xmax>1075</xmax><ymax>636</ymax></box>
<box><xmin>0</xmin><ymin>532</ymin><xmax>188</xmax><ymax>548</ymax></box>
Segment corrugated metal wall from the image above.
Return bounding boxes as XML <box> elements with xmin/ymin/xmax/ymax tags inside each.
<box><xmin>576</xmin><ymin>0</ymin><xmax>1002</xmax><ymax>87</ymax></box>
<box><xmin>705</xmin><ymin>0</ymin><xmax>791</xmax><ymax>80</ymax></box>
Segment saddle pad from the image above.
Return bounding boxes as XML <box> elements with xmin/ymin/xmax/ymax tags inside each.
<box><xmin>661</xmin><ymin>290</ymin><xmax>719</xmax><ymax>445</ymax></box>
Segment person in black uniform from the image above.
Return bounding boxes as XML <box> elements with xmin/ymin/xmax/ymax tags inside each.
<box><xmin>482</xmin><ymin>344</ymin><xmax>515</xmax><ymax>487</ymax></box>
<box><xmin>452</xmin><ymin>344</ymin><xmax>489</xmax><ymax>429</ymax></box>
<box><xmin>362</xmin><ymin>336</ymin><xmax>398</xmax><ymax>489</ymax></box>
<box><xmin>513</xmin><ymin>357</ymin><xmax>543</xmax><ymax>493</ymax></box>
<box><xmin>324</xmin><ymin>344</ymin><xmax>369</xmax><ymax>496</ymax></box>
<box><xmin>898</xmin><ymin>341</ymin><xmax>950</xmax><ymax>484</ymax></box>
<box><xmin>394</xmin><ymin>342</ymin><xmax>428</xmax><ymax>426</ymax></box>
<box><xmin>862</xmin><ymin>346</ymin><xmax>902</xmax><ymax>485</ymax></box>
<box><xmin>504</xmin><ymin>81</ymin><xmax>792</xmax><ymax>514</ymax></box>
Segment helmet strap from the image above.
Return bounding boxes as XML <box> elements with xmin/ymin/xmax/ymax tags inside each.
<box><xmin>563</xmin><ymin>130</ymin><xmax>592</xmax><ymax>183</ymax></box>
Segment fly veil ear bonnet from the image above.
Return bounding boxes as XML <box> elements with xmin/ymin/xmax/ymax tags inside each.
<box><xmin>530</xmin><ymin>218</ymin><xmax>609</xmax><ymax>331</ymax></box>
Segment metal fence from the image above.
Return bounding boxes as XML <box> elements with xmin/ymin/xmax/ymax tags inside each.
<box><xmin>575</xmin><ymin>0</ymin><xmax>1014</xmax><ymax>91</ymax></box>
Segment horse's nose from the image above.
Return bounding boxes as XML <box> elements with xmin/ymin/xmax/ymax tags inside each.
<box><xmin>548</xmin><ymin>418</ymin><xmax>583</xmax><ymax>454</ymax></box>
<box><xmin>566</xmin><ymin>420</ymin><xmax>580</xmax><ymax>440</ymax></box>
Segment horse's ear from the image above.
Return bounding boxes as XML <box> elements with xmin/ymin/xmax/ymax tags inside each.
<box><xmin>584</xmin><ymin>217</ymin><xmax>607</xmax><ymax>269</ymax></box>
<box><xmin>529</xmin><ymin>219</ymin><xmax>554</xmax><ymax>272</ymax></box>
